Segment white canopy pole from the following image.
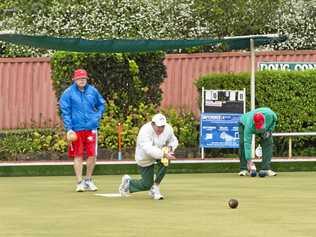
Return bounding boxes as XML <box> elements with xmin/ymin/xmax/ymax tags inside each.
<box><xmin>250</xmin><ymin>38</ymin><xmax>255</xmax><ymax>110</ymax></box>
<box><xmin>250</xmin><ymin>38</ymin><xmax>256</xmax><ymax>159</ymax></box>
<box><xmin>224</xmin><ymin>34</ymin><xmax>279</xmax><ymax>39</ymax></box>
<box><xmin>201</xmin><ymin>87</ymin><xmax>205</xmax><ymax>159</ymax></box>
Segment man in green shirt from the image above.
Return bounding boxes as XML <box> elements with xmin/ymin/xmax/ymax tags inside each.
<box><xmin>238</xmin><ymin>107</ymin><xmax>278</xmax><ymax>177</ymax></box>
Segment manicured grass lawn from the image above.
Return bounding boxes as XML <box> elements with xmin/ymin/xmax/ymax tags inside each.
<box><xmin>1</xmin><ymin>172</ymin><xmax>316</xmax><ymax>237</ymax></box>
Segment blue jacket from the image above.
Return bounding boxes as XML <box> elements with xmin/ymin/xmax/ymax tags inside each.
<box><xmin>59</xmin><ymin>83</ymin><xmax>106</xmax><ymax>131</ymax></box>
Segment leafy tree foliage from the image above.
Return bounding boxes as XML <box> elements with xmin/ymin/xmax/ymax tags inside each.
<box><xmin>0</xmin><ymin>0</ymin><xmax>315</xmax><ymax>56</ymax></box>
<box><xmin>272</xmin><ymin>0</ymin><xmax>316</xmax><ymax>50</ymax></box>
<box><xmin>193</xmin><ymin>0</ymin><xmax>285</xmax><ymax>37</ymax></box>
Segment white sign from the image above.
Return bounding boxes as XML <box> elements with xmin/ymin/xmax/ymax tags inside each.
<box><xmin>259</xmin><ymin>62</ymin><xmax>316</xmax><ymax>71</ymax></box>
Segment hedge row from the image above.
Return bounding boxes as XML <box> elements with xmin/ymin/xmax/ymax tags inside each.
<box><xmin>1</xmin><ymin>65</ymin><xmax>315</xmax><ymax>160</ymax></box>
<box><xmin>195</xmin><ymin>70</ymin><xmax>316</xmax><ymax>156</ymax></box>
<box><xmin>51</xmin><ymin>51</ymin><xmax>166</xmax><ymax>115</ymax></box>
<box><xmin>2</xmin><ymin>160</ymin><xmax>316</xmax><ymax>177</ymax></box>
<box><xmin>0</xmin><ymin>105</ymin><xmax>199</xmax><ymax>161</ymax></box>
<box><xmin>0</xmin><ymin>51</ymin><xmax>201</xmax><ymax>161</ymax></box>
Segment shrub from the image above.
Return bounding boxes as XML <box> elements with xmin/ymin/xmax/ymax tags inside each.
<box><xmin>51</xmin><ymin>51</ymin><xmax>166</xmax><ymax>115</ymax></box>
<box><xmin>195</xmin><ymin>70</ymin><xmax>316</xmax><ymax>156</ymax></box>
<box><xmin>0</xmin><ymin>128</ymin><xmax>67</xmax><ymax>160</ymax></box>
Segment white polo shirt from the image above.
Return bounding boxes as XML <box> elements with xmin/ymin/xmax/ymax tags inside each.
<box><xmin>135</xmin><ymin>122</ymin><xmax>179</xmax><ymax>167</ymax></box>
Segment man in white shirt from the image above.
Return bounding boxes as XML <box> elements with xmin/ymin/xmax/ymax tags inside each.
<box><xmin>119</xmin><ymin>113</ymin><xmax>178</xmax><ymax>200</ymax></box>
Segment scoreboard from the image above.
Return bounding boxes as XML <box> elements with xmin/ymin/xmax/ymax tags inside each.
<box><xmin>200</xmin><ymin>88</ymin><xmax>246</xmax><ymax>158</ymax></box>
<box><xmin>204</xmin><ymin>90</ymin><xmax>245</xmax><ymax>113</ymax></box>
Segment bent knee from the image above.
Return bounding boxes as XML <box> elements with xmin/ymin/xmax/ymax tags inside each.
<box><xmin>143</xmin><ymin>181</ymin><xmax>154</xmax><ymax>190</ymax></box>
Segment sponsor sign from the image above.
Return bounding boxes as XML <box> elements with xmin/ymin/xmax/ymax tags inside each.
<box><xmin>259</xmin><ymin>62</ymin><xmax>316</xmax><ymax>71</ymax></box>
<box><xmin>200</xmin><ymin>113</ymin><xmax>241</xmax><ymax>148</ymax></box>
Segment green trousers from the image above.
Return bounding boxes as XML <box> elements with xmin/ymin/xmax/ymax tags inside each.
<box><xmin>238</xmin><ymin>123</ymin><xmax>273</xmax><ymax>171</ymax></box>
<box><xmin>129</xmin><ymin>160</ymin><xmax>167</xmax><ymax>193</ymax></box>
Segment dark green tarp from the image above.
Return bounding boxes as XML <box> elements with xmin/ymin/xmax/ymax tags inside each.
<box><xmin>0</xmin><ymin>33</ymin><xmax>287</xmax><ymax>53</ymax></box>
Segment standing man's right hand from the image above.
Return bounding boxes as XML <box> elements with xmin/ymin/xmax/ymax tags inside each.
<box><xmin>247</xmin><ymin>160</ymin><xmax>256</xmax><ymax>171</ymax></box>
<box><xmin>66</xmin><ymin>130</ymin><xmax>77</xmax><ymax>142</ymax></box>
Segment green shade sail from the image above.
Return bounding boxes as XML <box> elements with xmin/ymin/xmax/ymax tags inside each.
<box><xmin>0</xmin><ymin>33</ymin><xmax>287</xmax><ymax>53</ymax></box>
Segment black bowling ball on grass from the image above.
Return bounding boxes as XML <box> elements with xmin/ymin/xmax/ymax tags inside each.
<box><xmin>259</xmin><ymin>170</ymin><xmax>267</xmax><ymax>177</ymax></box>
<box><xmin>228</xmin><ymin>199</ymin><xmax>239</xmax><ymax>209</ymax></box>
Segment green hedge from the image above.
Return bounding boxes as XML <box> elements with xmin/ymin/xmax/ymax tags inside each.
<box><xmin>0</xmin><ymin>128</ymin><xmax>67</xmax><ymax>160</ymax></box>
<box><xmin>0</xmin><ymin>105</ymin><xmax>199</xmax><ymax>160</ymax></box>
<box><xmin>195</xmin><ymin>70</ymin><xmax>316</xmax><ymax>156</ymax></box>
<box><xmin>51</xmin><ymin>51</ymin><xmax>166</xmax><ymax>115</ymax></box>
<box><xmin>97</xmin><ymin>101</ymin><xmax>199</xmax><ymax>150</ymax></box>
<box><xmin>2</xmin><ymin>161</ymin><xmax>316</xmax><ymax>177</ymax></box>
<box><xmin>1</xmin><ymin>67</ymin><xmax>315</xmax><ymax>160</ymax></box>
<box><xmin>0</xmin><ymin>51</ymin><xmax>200</xmax><ymax>160</ymax></box>
<box><xmin>51</xmin><ymin>51</ymin><xmax>199</xmax><ymax>149</ymax></box>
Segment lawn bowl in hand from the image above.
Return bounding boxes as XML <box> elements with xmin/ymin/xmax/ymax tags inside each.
<box><xmin>67</xmin><ymin>131</ymin><xmax>77</xmax><ymax>142</ymax></box>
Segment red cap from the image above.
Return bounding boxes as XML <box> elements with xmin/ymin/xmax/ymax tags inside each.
<box><xmin>253</xmin><ymin>112</ymin><xmax>265</xmax><ymax>129</ymax></box>
<box><xmin>72</xmin><ymin>69</ymin><xmax>88</xmax><ymax>80</ymax></box>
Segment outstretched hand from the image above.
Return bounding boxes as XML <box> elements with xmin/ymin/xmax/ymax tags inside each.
<box><xmin>161</xmin><ymin>147</ymin><xmax>173</xmax><ymax>167</ymax></box>
<box><xmin>165</xmin><ymin>152</ymin><xmax>176</xmax><ymax>160</ymax></box>
<box><xmin>162</xmin><ymin>146</ymin><xmax>176</xmax><ymax>159</ymax></box>
<box><xmin>247</xmin><ymin>160</ymin><xmax>256</xmax><ymax>171</ymax></box>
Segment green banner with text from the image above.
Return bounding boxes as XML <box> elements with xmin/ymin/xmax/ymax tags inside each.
<box><xmin>259</xmin><ymin>62</ymin><xmax>316</xmax><ymax>71</ymax></box>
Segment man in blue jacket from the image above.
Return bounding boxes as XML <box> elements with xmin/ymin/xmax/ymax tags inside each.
<box><xmin>60</xmin><ymin>69</ymin><xmax>106</xmax><ymax>192</ymax></box>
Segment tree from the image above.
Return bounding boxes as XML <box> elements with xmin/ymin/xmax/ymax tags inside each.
<box><xmin>2</xmin><ymin>0</ymin><xmax>203</xmax><ymax>56</ymax></box>
<box><xmin>1</xmin><ymin>0</ymin><xmax>315</xmax><ymax>57</ymax></box>
<box><xmin>272</xmin><ymin>0</ymin><xmax>316</xmax><ymax>50</ymax></box>
<box><xmin>193</xmin><ymin>0</ymin><xmax>286</xmax><ymax>37</ymax></box>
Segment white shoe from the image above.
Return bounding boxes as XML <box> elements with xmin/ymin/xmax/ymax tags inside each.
<box><xmin>148</xmin><ymin>186</ymin><xmax>155</xmax><ymax>198</ymax></box>
<box><xmin>119</xmin><ymin>175</ymin><xmax>131</xmax><ymax>196</ymax></box>
<box><xmin>85</xmin><ymin>179</ymin><xmax>98</xmax><ymax>191</ymax></box>
<box><xmin>150</xmin><ymin>185</ymin><xmax>164</xmax><ymax>200</ymax></box>
<box><xmin>76</xmin><ymin>180</ymin><xmax>87</xmax><ymax>192</ymax></box>
<box><xmin>266</xmin><ymin>170</ymin><xmax>277</xmax><ymax>176</ymax></box>
<box><xmin>238</xmin><ymin>170</ymin><xmax>249</xmax><ymax>176</ymax></box>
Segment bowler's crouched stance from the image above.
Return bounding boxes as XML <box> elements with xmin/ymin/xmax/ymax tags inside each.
<box><xmin>238</xmin><ymin>107</ymin><xmax>277</xmax><ymax>177</ymax></box>
<box><xmin>119</xmin><ymin>113</ymin><xmax>178</xmax><ymax>200</ymax></box>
